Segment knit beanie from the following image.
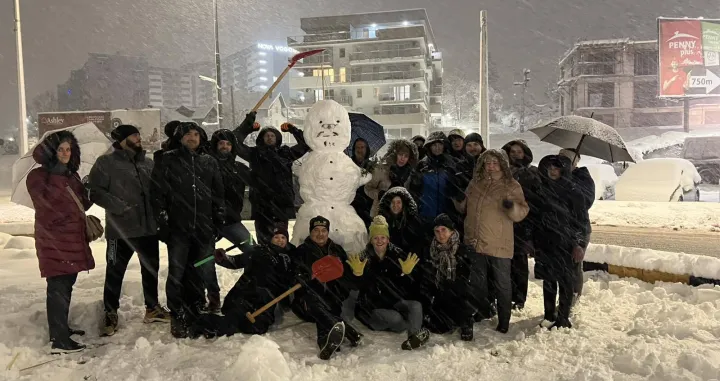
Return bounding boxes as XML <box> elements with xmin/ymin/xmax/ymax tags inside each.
<box><xmin>272</xmin><ymin>226</ymin><xmax>289</xmax><ymax>240</ymax></box>
<box><xmin>164</xmin><ymin>120</ymin><xmax>182</xmax><ymax>138</ymax></box>
<box><xmin>110</xmin><ymin>124</ymin><xmax>140</xmax><ymax>142</ymax></box>
<box><xmin>309</xmin><ymin>216</ymin><xmax>330</xmax><ymax>233</ymax></box>
<box><xmin>368</xmin><ymin>215</ymin><xmax>390</xmax><ymax>241</ymax></box>
<box><xmin>447</xmin><ymin>129</ymin><xmax>465</xmax><ymax>141</ymax></box>
<box><xmin>464</xmin><ymin>133</ymin><xmax>484</xmax><ymax>146</ymax></box>
<box><xmin>433</xmin><ymin>213</ymin><xmax>455</xmax><ymax>231</ymax></box>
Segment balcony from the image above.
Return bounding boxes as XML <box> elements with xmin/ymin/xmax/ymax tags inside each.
<box><xmin>289</xmin><ymin>95</ymin><xmax>353</xmax><ymax>107</ymax></box>
<box><xmin>378</xmin><ymin>93</ymin><xmax>427</xmax><ymax>106</ymax></box>
<box><xmin>290</xmin><ymin>70</ymin><xmax>425</xmax><ymax>89</ymax></box>
<box><xmin>430</xmin><ymin>85</ymin><xmax>442</xmax><ymax>96</ymax></box>
<box><xmin>288</xmin><ymin>26</ymin><xmax>427</xmax><ymax>46</ymax></box>
<box><xmin>350</xmin><ymin>48</ymin><xmax>424</xmax><ymax>63</ymax></box>
<box><xmin>429</xmin><ymin>103</ymin><xmax>441</xmax><ymax>115</ymax></box>
<box><xmin>294</xmin><ymin>52</ymin><xmax>333</xmax><ymax>67</ymax></box>
<box><xmin>371</xmin><ymin>112</ymin><xmax>427</xmax><ymax>126</ymax></box>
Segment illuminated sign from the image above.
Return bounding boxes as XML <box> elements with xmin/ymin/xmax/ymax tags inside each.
<box><xmin>257</xmin><ymin>43</ymin><xmax>298</xmax><ymax>54</ymax></box>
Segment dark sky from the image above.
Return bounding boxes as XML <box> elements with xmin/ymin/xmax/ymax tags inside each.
<box><xmin>1</xmin><ymin>0</ymin><xmax>716</xmax><ymax>130</ymax></box>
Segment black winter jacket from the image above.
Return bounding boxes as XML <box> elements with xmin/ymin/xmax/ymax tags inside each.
<box><xmin>571</xmin><ymin>166</ymin><xmax>595</xmax><ymax>241</ymax></box>
<box><xmin>415</xmin><ymin>242</ymin><xmax>481</xmax><ymax>305</ymax></box>
<box><xmin>501</xmin><ymin>140</ymin><xmax>541</xmax><ymax>250</ymax></box>
<box><xmin>88</xmin><ymin>145</ymin><xmax>156</xmax><ymax>240</ymax></box>
<box><xmin>355</xmin><ymin>243</ymin><xmax>414</xmax><ymax>311</ymax></box>
<box><xmin>377</xmin><ymin>187</ymin><xmax>429</xmax><ymax>256</ymax></box>
<box><xmin>209</xmin><ymin>129</ymin><xmax>252</xmax><ymax>225</ymax></box>
<box><xmin>291</xmin><ymin>237</ymin><xmax>354</xmax><ymax>305</ymax></box>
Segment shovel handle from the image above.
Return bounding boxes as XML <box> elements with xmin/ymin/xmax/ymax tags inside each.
<box><xmin>246</xmin><ymin>283</ymin><xmax>303</xmax><ymax>323</ymax></box>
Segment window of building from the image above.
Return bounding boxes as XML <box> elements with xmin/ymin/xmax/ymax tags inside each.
<box><xmin>357</xmin><ymin>89</ymin><xmax>362</xmax><ymax>98</ymax></box>
<box><xmin>634</xmin><ymin>50</ymin><xmax>658</xmax><ymax>76</ymax></box>
<box><xmin>373</xmin><ymin>87</ymin><xmax>380</xmax><ymax>98</ymax></box>
<box><xmin>587</xmin><ymin>82</ymin><xmax>615</xmax><ymax>107</ymax></box>
<box><xmin>339</xmin><ymin>48</ymin><xmax>346</xmax><ymax>58</ymax></box>
<box><xmin>393</xmin><ymin>85</ymin><xmax>411</xmax><ymax>100</ymax></box>
<box><xmin>339</xmin><ymin>67</ymin><xmax>346</xmax><ymax>83</ymax></box>
<box><xmin>386</xmin><ymin>127</ymin><xmax>414</xmax><ymax>139</ymax></box>
<box><xmin>312</xmin><ymin>68</ymin><xmax>335</xmax><ymax>83</ymax></box>
<box><xmin>580</xmin><ymin>52</ymin><xmax>616</xmax><ymax>75</ymax></box>
<box><xmin>314</xmin><ymin>89</ymin><xmax>324</xmax><ymax>101</ymax></box>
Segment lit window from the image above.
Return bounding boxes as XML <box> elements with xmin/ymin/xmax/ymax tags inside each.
<box><xmin>259</xmin><ymin>77</ymin><xmax>268</xmax><ymax>81</ymax></box>
<box><xmin>259</xmin><ymin>60</ymin><xmax>267</xmax><ymax>64</ymax></box>
<box><xmin>339</xmin><ymin>67</ymin><xmax>346</xmax><ymax>83</ymax></box>
<box><xmin>259</xmin><ymin>52</ymin><xmax>267</xmax><ymax>56</ymax></box>
<box><xmin>259</xmin><ymin>68</ymin><xmax>267</xmax><ymax>73</ymax></box>
<box><xmin>259</xmin><ymin>85</ymin><xmax>268</xmax><ymax>89</ymax></box>
<box><xmin>402</xmin><ymin>21</ymin><xmax>409</xmax><ymax>26</ymax></box>
<box><xmin>298</xmin><ymin>72</ymin><xmax>305</xmax><ymax>77</ymax></box>
<box><xmin>371</xmin><ymin>23</ymin><xmax>377</xmax><ymax>27</ymax></box>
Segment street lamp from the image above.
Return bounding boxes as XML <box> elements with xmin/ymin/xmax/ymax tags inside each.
<box><xmin>513</xmin><ymin>68</ymin><xmax>531</xmax><ymax>132</ymax></box>
<box><xmin>212</xmin><ymin>0</ymin><xmax>223</xmax><ymax>128</ymax></box>
<box><xmin>13</xmin><ymin>0</ymin><xmax>28</xmax><ymax>155</ymax></box>
<box><xmin>198</xmin><ymin>75</ymin><xmax>221</xmax><ymax>126</ymax></box>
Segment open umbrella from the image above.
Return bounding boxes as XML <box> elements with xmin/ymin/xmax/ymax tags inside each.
<box><xmin>530</xmin><ymin>115</ymin><xmax>635</xmax><ymax>163</ymax></box>
<box><xmin>344</xmin><ymin>113</ymin><xmax>387</xmax><ymax>156</ymax></box>
<box><xmin>11</xmin><ymin>123</ymin><xmax>112</xmax><ymax>209</ymax></box>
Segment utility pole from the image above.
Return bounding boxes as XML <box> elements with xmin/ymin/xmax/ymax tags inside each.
<box><xmin>230</xmin><ymin>84</ymin><xmax>236</xmax><ymax>127</ymax></box>
<box><xmin>513</xmin><ymin>68</ymin><xmax>531</xmax><ymax>132</ymax></box>
<box><xmin>213</xmin><ymin>0</ymin><xmax>223</xmax><ymax>128</ymax></box>
<box><xmin>13</xmin><ymin>0</ymin><xmax>28</xmax><ymax>155</ymax></box>
<box><xmin>479</xmin><ymin>10</ymin><xmax>490</xmax><ymax>146</ymax></box>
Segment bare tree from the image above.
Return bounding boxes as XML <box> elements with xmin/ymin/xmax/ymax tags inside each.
<box><xmin>442</xmin><ymin>69</ymin><xmax>504</xmax><ymax>125</ymax></box>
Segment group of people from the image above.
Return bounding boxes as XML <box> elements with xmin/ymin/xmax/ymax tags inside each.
<box><xmin>27</xmin><ymin>113</ymin><xmax>594</xmax><ymax>360</ymax></box>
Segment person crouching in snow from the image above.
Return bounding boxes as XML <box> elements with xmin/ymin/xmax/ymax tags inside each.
<box><xmin>194</xmin><ymin>227</ymin><xmax>296</xmax><ymax>338</ymax></box>
<box><xmin>290</xmin><ymin>216</ymin><xmax>364</xmax><ymax>360</ymax></box>
<box><xmin>533</xmin><ymin>155</ymin><xmax>586</xmax><ymax>329</ymax></box>
<box><xmin>347</xmin><ymin>216</ymin><xmax>430</xmax><ymax>350</ymax></box>
<box><xmin>415</xmin><ymin>214</ymin><xmax>481</xmax><ymax>341</ymax></box>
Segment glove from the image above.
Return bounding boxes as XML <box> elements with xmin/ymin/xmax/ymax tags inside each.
<box><xmin>502</xmin><ymin>199</ymin><xmax>514</xmax><ymax>209</ymax></box>
<box><xmin>252</xmin><ymin>122</ymin><xmax>261</xmax><ymax>130</ymax></box>
<box><xmin>399</xmin><ymin>253</ymin><xmax>420</xmax><ymax>275</ymax></box>
<box><xmin>346</xmin><ymin>253</ymin><xmax>368</xmax><ymax>276</ymax></box>
<box><xmin>280</xmin><ymin>122</ymin><xmax>294</xmax><ymax>132</ymax></box>
<box><xmin>572</xmin><ymin>246</ymin><xmax>585</xmax><ymax>263</ymax></box>
<box><xmin>213</xmin><ymin>248</ymin><xmax>228</xmax><ymax>263</ymax></box>
<box><xmin>239</xmin><ymin>111</ymin><xmax>257</xmax><ymax>130</ymax></box>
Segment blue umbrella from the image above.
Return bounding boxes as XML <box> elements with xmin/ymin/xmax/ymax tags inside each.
<box><xmin>344</xmin><ymin>113</ymin><xmax>387</xmax><ymax>156</ymax></box>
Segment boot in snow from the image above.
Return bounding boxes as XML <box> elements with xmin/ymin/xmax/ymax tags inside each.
<box><xmin>171</xmin><ymin>312</ymin><xmax>189</xmax><ymax>339</ymax></box>
<box><xmin>539</xmin><ymin>311</ymin><xmax>557</xmax><ymax>328</ymax></box>
<box><xmin>496</xmin><ymin>323</ymin><xmax>509</xmax><ymax>334</ymax></box>
<box><xmin>318</xmin><ymin>322</ymin><xmax>345</xmax><ymax>360</ymax></box>
<box><xmin>207</xmin><ymin>294</ymin><xmax>222</xmax><ymax>315</ymax></box>
<box><xmin>401</xmin><ymin>328</ymin><xmax>430</xmax><ymax>350</ymax></box>
<box><xmin>51</xmin><ymin>338</ymin><xmax>86</xmax><ymax>354</ymax></box>
<box><xmin>550</xmin><ymin>318</ymin><xmax>572</xmax><ymax>330</ymax></box>
<box><xmin>144</xmin><ymin>305</ymin><xmax>171</xmax><ymax>324</ymax></box>
<box><xmin>101</xmin><ymin>311</ymin><xmax>119</xmax><ymax>337</ymax></box>
<box><xmin>343</xmin><ymin>323</ymin><xmax>364</xmax><ymax>347</ymax></box>
<box><xmin>460</xmin><ymin>325</ymin><xmax>474</xmax><ymax>341</ymax></box>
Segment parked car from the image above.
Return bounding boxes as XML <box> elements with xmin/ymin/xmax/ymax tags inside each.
<box><xmin>585</xmin><ymin>164</ymin><xmax>618</xmax><ymax>200</ymax></box>
<box><xmin>614</xmin><ymin>158</ymin><xmax>701</xmax><ymax>202</ymax></box>
<box><xmin>682</xmin><ymin>136</ymin><xmax>720</xmax><ymax>184</ymax></box>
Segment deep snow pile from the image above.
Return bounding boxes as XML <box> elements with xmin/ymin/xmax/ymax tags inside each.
<box><xmin>1</xmin><ymin>236</ymin><xmax>720</xmax><ymax>381</ymax></box>
<box><xmin>589</xmin><ymin>200</ymin><xmax>720</xmax><ymax>231</ymax></box>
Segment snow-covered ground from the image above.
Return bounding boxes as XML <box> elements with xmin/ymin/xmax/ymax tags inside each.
<box><xmin>1</xmin><ymin>235</ymin><xmax>720</xmax><ymax>381</ymax></box>
<box><xmin>589</xmin><ymin>200</ymin><xmax>720</xmax><ymax>231</ymax></box>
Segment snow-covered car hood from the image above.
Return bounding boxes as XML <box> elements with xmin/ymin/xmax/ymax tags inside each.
<box><xmin>585</xmin><ymin>164</ymin><xmax>619</xmax><ymax>200</ymax></box>
<box><xmin>615</xmin><ymin>158</ymin><xmax>701</xmax><ymax>202</ymax></box>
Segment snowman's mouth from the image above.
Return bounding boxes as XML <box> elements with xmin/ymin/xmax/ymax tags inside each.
<box><xmin>317</xmin><ymin>131</ymin><xmax>339</xmax><ymax>138</ymax></box>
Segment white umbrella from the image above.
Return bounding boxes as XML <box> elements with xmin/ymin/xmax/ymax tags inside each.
<box><xmin>11</xmin><ymin>123</ymin><xmax>112</xmax><ymax>209</ymax></box>
<box><xmin>530</xmin><ymin>115</ymin><xmax>635</xmax><ymax>163</ymax></box>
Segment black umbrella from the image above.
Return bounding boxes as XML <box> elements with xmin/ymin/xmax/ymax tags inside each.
<box><xmin>344</xmin><ymin>113</ymin><xmax>387</xmax><ymax>156</ymax></box>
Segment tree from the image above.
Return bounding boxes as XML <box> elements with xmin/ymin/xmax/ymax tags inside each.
<box><xmin>442</xmin><ymin>69</ymin><xmax>504</xmax><ymax>125</ymax></box>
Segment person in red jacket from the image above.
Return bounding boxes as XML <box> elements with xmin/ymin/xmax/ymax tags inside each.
<box><xmin>26</xmin><ymin>130</ymin><xmax>95</xmax><ymax>354</ymax></box>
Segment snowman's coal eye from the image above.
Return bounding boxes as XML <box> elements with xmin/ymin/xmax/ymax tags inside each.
<box><xmin>336</xmin><ymin>120</ymin><xmax>340</xmax><ymax>123</ymax></box>
<box><xmin>319</xmin><ymin>120</ymin><xmax>323</xmax><ymax>124</ymax></box>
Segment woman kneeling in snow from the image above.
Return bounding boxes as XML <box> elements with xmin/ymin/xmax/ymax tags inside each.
<box><xmin>346</xmin><ymin>216</ymin><xmax>430</xmax><ymax>350</ymax></box>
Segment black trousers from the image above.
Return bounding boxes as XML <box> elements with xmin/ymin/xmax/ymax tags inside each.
<box><xmin>292</xmin><ymin>292</ymin><xmax>344</xmax><ymax>348</ymax></box>
<box><xmin>166</xmin><ymin>234</ymin><xmax>210</xmax><ymax>318</ymax></box>
<box><xmin>511</xmin><ymin>240</ymin><xmax>532</xmax><ymax>305</ymax></box>
<box><xmin>542</xmin><ymin>267</ymin><xmax>575</xmax><ymax>323</ymax></box>
<box><xmin>47</xmin><ymin>273</ymin><xmax>78</xmax><ymax>343</ymax></box>
<box><xmin>486</xmin><ymin>256</ymin><xmax>512</xmax><ymax>329</ymax></box>
<box><xmin>103</xmin><ymin>235</ymin><xmax>160</xmax><ymax>312</ymax></box>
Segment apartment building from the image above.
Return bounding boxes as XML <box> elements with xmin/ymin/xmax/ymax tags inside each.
<box><xmin>286</xmin><ymin>9</ymin><xmax>443</xmax><ymax>139</ymax></box>
<box><xmin>558</xmin><ymin>39</ymin><xmax>720</xmax><ymax>129</ymax></box>
<box><xmin>147</xmin><ymin>67</ymin><xmax>194</xmax><ymax>108</ymax></box>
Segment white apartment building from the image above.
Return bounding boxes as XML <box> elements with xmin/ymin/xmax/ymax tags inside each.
<box><xmin>286</xmin><ymin>9</ymin><xmax>443</xmax><ymax>139</ymax></box>
<box><xmin>148</xmin><ymin>67</ymin><xmax>195</xmax><ymax>108</ymax></box>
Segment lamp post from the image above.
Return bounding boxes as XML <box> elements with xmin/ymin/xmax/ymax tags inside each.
<box><xmin>513</xmin><ymin>68</ymin><xmax>531</xmax><ymax>132</ymax></box>
<box><xmin>212</xmin><ymin>0</ymin><xmax>223</xmax><ymax>128</ymax></box>
<box><xmin>13</xmin><ymin>0</ymin><xmax>28</xmax><ymax>155</ymax></box>
<box><xmin>198</xmin><ymin>75</ymin><xmax>221</xmax><ymax>127</ymax></box>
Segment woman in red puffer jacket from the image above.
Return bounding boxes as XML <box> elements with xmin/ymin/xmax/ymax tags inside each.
<box><xmin>26</xmin><ymin>130</ymin><xmax>94</xmax><ymax>354</ymax></box>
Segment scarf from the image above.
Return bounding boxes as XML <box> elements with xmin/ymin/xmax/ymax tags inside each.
<box><xmin>49</xmin><ymin>162</ymin><xmax>69</xmax><ymax>175</ymax></box>
<box><xmin>429</xmin><ymin>230</ymin><xmax>460</xmax><ymax>286</ymax></box>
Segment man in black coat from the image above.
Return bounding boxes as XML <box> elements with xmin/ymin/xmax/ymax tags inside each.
<box><xmin>559</xmin><ymin>148</ymin><xmax>595</xmax><ymax>303</ymax></box>
<box><xmin>233</xmin><ymin>112</ymin><xmax>309</xmax><ymax>245</ymax></box>
<box><xmin>88</xmin><ymin>125</ymin><xmax>169</xmax><ymax>337</ymax></box>
<box><xmin>150</xmin><ymin>122</ymin><xmax>225</xmax><ymax>338</ymax></box>
<box><xmin>502</xmin><ymin>139</ymin><xmax>541</xmax><ymax>310</ymax></box>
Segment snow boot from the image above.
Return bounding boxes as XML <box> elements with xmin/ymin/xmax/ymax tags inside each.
<box><xmin>550</xmin><ymin>318</ymin><xmax>573</xmax><ymax>330</ymax></box>
<box><xmin>170</xmin><ymin>312</ymin><xmax>189</xmax><ymax>339</ymax></box>
<box><xmin>318</xmin><ymin>322</ymin><xmax>345</xmax><ymax>360</ymax></box>
<box><xmin>101</xmin><ymin>311</ymin><xmax>119</xmax><ymax>337</ymax></box>
<box><xmin>460</xmin><ymin>325</ymin><xmax>474</xmax><ymax>341</ymax></box>
<box><xmin>144</xmin><ymin>305</ymin><xmax>171</xmax><ymax>324</ymax></box>
<box><xmin>496</xmin><ymin>323</ymin><xmax>509</xmax><ymax>334</ymax></box>
<box><xmin>401</xmin><ymin>328</ymin><xmax>430</xmax><ymax>350</ymax></box>
<box><xmin>512</xmin><ymin>302</ymin><xmax>525</xmax><ymax>311</ymax></box>
<box><xmin>539</xmin><ymin>310</ymin><xmax>557</xmax><ymax>328</ymax></box>
<box><xmin>207</xmin><ymin>294</ymin><xmax>222</xmax><ymax>315</ymax></box>
<box><xmin>51</xmin><ymin>338</ymin><xmax>86</xmax><ymax>354</ymax></box>
<box><xmin>343</xmin><ymin>323</ymin><xmax>364</xmax><ymax>347</ymax></box>
<box><xmin>69</xmin><ymin>328</ymin><xmax>85</xmax><ymax>336</ymax></box>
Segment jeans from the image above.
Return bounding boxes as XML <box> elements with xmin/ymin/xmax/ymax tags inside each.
<box><xmin>365</xmin><ymin>300</ymin><xmax>423</xmax><ymax>336</ymax></box>
<box><xmin>47</xmin><ymin>273</ymin><xmax>78</xmax><ymax>343</ymax></box>
<box><xmin>103</xmin><ymin>235</ymin><xmax>160</xmax><ymax>312</ymax></box>
<box><xmin>166</xmin><ymin>234</ymin><xmax>210</xmax><ymax>317</ymax></box>
<box><xmin>341</xmin><ymin>289</ymin><xmax>359</xmax><ymax>322</ymax></box>
<box><xmin>486</xmin><ymin>256</ymin><xmax>512</xmax><ymax>329</ymax></box>
<box><xmin>220</xmin><ymin>222</ymin><xmax>255</xmax><ymax>253</ymax></box>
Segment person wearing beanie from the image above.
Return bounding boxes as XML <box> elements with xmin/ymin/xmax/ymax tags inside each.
<box><xmin>150</xmin><ymin>121</ymin><xmax>226</xmax><ymax>338</ymax></box>
<box><xmin>364</xmin><ymin>138</ymin><xmax>419</xmax><ymax>217</ymax></box>
<box><xmin>464</xmin><ymin>133</ymin><xmax>487</xmax><ymax>161</ymax></box>
<box><xmin>558</xmin><ymin>148</ymin><xmax>594</xmax><ymax>304</ymax></box>
<box><xmin>232</xmin><ymin>112</ymin><xmax>310</xmax><ymax>246</ymax></box>
<box><xmin>414</xmin><ymin>214</ymin><xmax>481</xmax><ymax>341</ymax></box>
<box><xmin>347</xmin><ymin>215</ymin><xmax>429</xmax><ymax>350</ymax></box>
<box><xmin>88</xmin><ymin>124</ymin><xmax>169</xmax><ymax>337</ymax></box>
<box><xmin>408</xmin><ymin>131</ymin><xmax>466</xmax><ymax>228</ymax></box>
<box><xmin>289</xmin><ymin>215</ymin><xmax>364</xmax><ymax>359</ymax></box>
<box><xmin>153</xmin><ymin>121</ymin><xmax>183</xmax><ymax>166</ymax></box>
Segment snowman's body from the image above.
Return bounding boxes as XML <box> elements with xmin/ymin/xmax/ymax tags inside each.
<box><xmin>291</xmin><ymin>100</ymin><xmax>370</xmax><ymax>253</ymax></box>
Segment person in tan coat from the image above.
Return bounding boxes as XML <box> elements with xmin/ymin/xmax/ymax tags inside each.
<box><xmin>458</xmin><ymin>149</ymin><xmax>529</xmax><ymax>333</ymax></box>
<box><xmin>364</xmin><ymin>139</ymin><xmax>419</xmax><ymax>217</ymax></box>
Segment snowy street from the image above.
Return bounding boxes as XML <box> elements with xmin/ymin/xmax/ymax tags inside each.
<box><xmin>1</xmin><ymin>236</ymin><xmax>719</xmax><ymax>381</ymax></box>
<box><xmin>592</xmin><ymin>226</ymin><xmax>720</xmax><ymax>258</ymax></box>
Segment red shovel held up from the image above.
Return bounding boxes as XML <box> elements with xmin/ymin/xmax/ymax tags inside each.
<box><xmin>251</xmin><ymin>49</ymin><xmax>325</xmax><ymax>113</ymax></box>
<box><xmin>245</xmin><ymin>255</ymin><xmax>344</xmax><ymax>323</ymax></box>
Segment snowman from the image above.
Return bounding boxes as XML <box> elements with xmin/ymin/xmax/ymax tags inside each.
<box><xmin>291</xmin><ymin>100</ymin><xmax>371</xmax><ymax>253</ymax></box>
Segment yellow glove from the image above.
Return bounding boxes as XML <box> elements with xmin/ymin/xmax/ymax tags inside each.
<box><xmin>399</xmin><ymin>253</ymin><xmax>420</xmax><ymax>275</ymax></box>
<box><xmin>346</xmin><ymin>253</ymin><xmax>368</xmax><ymax>276</ymax></box>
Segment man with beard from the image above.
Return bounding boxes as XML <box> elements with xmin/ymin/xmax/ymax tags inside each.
<box><xmin>464</xmin><ymin>133</ymin><xmax>487</xmax><ymax>167</ymax></box>
<box><xmin>88</xmin><ymin>125</ymin><xmax>169</xmax><ymax>337</ymax></box>
<box><xmin>151</xmin><ymin>122</ymin><xmax>225</xmax><ymax>338</ymax></box>
<box><xmin>501</xmin><ymin>140</ymin><xmax>540</xmax><ymax>310</ymax></box>
<box><xmin>233</xmin><ymin>112</ymin><xmax>309</xmax><ymax>245</ymax></box>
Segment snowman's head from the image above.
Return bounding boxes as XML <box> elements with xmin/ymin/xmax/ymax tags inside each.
<box><xmin>303</xmin><ymin>100</ymin><xmax>351</xmax><ymax>152</ymax></box>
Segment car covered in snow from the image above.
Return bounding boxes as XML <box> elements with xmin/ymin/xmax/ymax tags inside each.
<box><xmin>681</xmin><ymin>136</ymin><xmax>720</xmax><ymax>184</ymax></box>
<box><xmin>584</xmin><ymin>164</ymin><xmax>618</xmax><ymax>200</ymax></box>
<box><xmin>614</xmin><ymin>158</ymin><xmax>701</xmax><ymax>202</ymax></box>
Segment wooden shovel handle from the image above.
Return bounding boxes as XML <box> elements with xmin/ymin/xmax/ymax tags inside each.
<box><xmin>246</xmin><ymin>283</ymin><xmax>303</xmax><ymax>323</ymax></box>
<box><xmin>251</xmin><ymin>65</ymin><xmax>293</xmax><ymax>112</ymax></box>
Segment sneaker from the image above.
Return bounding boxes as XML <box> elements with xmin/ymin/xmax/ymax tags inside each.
<box><xmin>460</xmin><ymin>325</ymin><xmax>474</xmax><ymax>341</ymax></box>
<box><xmin>101</xmin><ymin>311</ymin><xmax>119</xmax><ymax>337</ymax></box>
<box><xmin>343</xmin><ymin>323</ymin><xmax>364</xmax><ymax>347</ymax></box>
<box><xmin>318</xmin><ymin>322</ymin><xmax>345</xmax><ymax>360</ymax></box>
<box><xmin>144</xmin><ymin>305</ymin><xmax>171</xmax><ymax>324</ymax></box>
<box><xmin>170</xmin><ymin>312</ymin><xmax>189</xmax><ymax>339</ymax></box>
<box><xmin>401</xmin><ymin>328</ymin><xmax>430</xmax><ymax>350</ymax></box>
<box><xmin>51</xmin><ymin>338</ymin><xmax>86</xmax><ymax>354</ymax></box>
<box><xmin>69</xmin><ymin>328</ymin><xmax>85</xmax><ymax>336</ymax></box>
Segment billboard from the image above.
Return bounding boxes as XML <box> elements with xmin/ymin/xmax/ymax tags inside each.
<box><xmin>37</xmin><ymin>109</ymin><xmax>161</xmax><ymax>147</ymax></box>
<box><xmin>658</xmin><ymin>17</ymin><xmax>720</xmax><ymax>98</ymax></box>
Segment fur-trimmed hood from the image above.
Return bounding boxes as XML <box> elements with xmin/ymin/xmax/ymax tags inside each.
<box><xmin>378</xmin><ymin>186</ymin><xmax>418</xmax><ymax>218</ymax></box>
<box><xmin>474</xmin><ymin>149</ymin><xmax>513</xmax><ymax>181</ymax></box>
<box><xmin>382</xmin><ymin>139</ymin><xmax>419</xmax><ymax>167</ymax></box>
<box><xmin>501</xmin><ymin>139</ymin><xmax>534</xmax><ymax>167</ymax></box>
<box><xmin>538</xmin><ymin>154</ymin><xmax>573</xmax><ymax>184</ymax></box>
<box><xmin>32</xmin><ymin>130</ymin><xmax>81</xmax><ymax>173</ymax></box>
